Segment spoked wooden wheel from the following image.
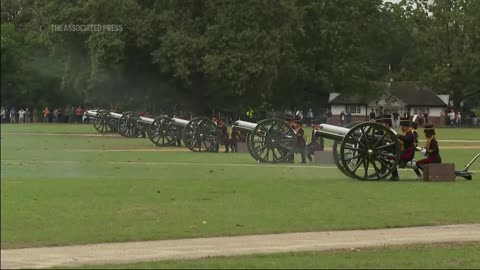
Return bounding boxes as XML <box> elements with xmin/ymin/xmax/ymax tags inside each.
<box><xmin>332</xmin><ymin>122</ymin><xmax>364</xmax><ymax>178</ymax></box>
<box><xmin>93</xmin><ymin>110</ymin><xmax>112</xmax><ymax>133</ymax></box>
<box><xmin>182</xmin><ymin>117</ymin><xmax>220</xmax><ymax>152</ymax></box>
<box><xmin>339</xmin><ymin>122</ymin><xmax>400</xmax><ymax>180</ymax></box>
<box><xmin>117</xmin><ymin>112</ymin><xmax>142</xmax><ymax>138</ymax></box>
<box><xmin>248</xmin><ymin>118</ymin><xmax>296</xmax><ymax>163</ymax></box>
<box><xmin>147</xmin><ymin>116</ymin><xmax>178</xmax><ymax>146</ymax></box>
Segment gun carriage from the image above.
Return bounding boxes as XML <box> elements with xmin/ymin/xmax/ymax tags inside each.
<box><xmin>87</xmin><ymin>110</ymin><xmax>221</xmax><ymax>152</ymax></box>
<box><xmin>232</xmin><ymin>119</ymin><xmax>296</xmax><ymax>163</ymax></box>
<box><xmin>315</xmin><ymin>122</ymin><xmax>401</xmax><ymax>180</ymax></box>
<box><xmin>316</xmin><ymin>122</ymin><xmax>478</xmax><ymax>181</ymax></box>
<box><xmin>148</xmin><ymin>116</ymin><xmax>221</xmax><ymax>152</ymax></box>
<box><xmin>235</xmin><ymin>119</ymin><xmax>402</xmax><ymax>178</ymax></box>
<box><xmin>86</xmin><ymin>110</ymin><xmax>119</xmax><ymax>134</ymax></box>
<box><xmin>85</xmin><ymin>111</ymin><xmax>478</xmax><ymax>179</ymax></box>
<box><xmin>86</xmin><ymin>110</ymin><xmax>145</xmax><ymax>137</ymax></box>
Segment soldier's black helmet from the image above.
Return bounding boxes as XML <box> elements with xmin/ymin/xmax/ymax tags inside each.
<box><xmin>424</xmin><ymin>124</ymin><xmax>436</xmax><ymax>136</ymax></box>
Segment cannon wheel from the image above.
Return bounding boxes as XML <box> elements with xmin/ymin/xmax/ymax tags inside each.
<box><xmin>248</xmin><ymin>118</ymin><xmax>296</xmax><ymax>163</ymax></box>
<box><xmin>339</xmin><ymin>122</ymin><xmax>400</xmax><ymax>180</ymax></box>
<box><xmin>117</xmin><ymin>111</ymin><xmax>142</xmax><ymax>138</ymax></box>
<box><xmin>147</xmin><ymin>116</ymin><xmax>179</xmax><ymax>146</ymax></box>
<box><xmin>332</xmin><ymin>122</ymin><xmax>364</xmax><ymax>178</ymax></box>
<box><xmin>182</xmin><ymin>117</ymin><xmax>220</xmax><ymax>152</ymax></box>
<box><xmin>93</xmin><ymin>110</ymin><xmax>112</xmax><ymax>133</ymax></box>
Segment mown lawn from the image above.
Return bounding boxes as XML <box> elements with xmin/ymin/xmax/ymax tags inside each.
<box><xmin>1</xmin><ymin>124</ymin><xmax>479</xmax><ymax>249</ymax></box>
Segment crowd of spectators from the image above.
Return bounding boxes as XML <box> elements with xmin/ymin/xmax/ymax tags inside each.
<box><xmin>1</xmin><ymin>105</ymin><xmax>477</xmax><ymax>128</ymax></box>
<box><xmin>441</xmin><ymin>109</ymin><xmax>478</xmax><ymax>128</ymax></box>
<box><xmin>1</xmin><ymin>105</ymin><xmax>92</xmax><ymax>124</ymax></box>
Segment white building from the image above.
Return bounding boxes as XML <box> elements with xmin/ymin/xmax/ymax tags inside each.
<box><xmin>328</xmin><ymin>82</ymin><xmax>449</xmax><ymax>126</ymax></box>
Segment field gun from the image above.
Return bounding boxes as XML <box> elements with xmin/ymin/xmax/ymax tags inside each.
<box><xmin>232</xmin><ymin>119</ymin><xmax>296</xmax><ymax>163</ymax></box>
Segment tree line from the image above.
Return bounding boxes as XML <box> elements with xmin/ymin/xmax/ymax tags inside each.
<box><xmin>1</xmin><ymin>0</ymin><xmax>479</xmax><ymax>116</ymax></box>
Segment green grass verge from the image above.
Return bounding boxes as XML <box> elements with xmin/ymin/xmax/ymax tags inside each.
<box><xmin>71</xmin><ymin>242</ymin><xmax>480</xmax><ymax>269</ymax></box>
<box><xmin>1</xmin><ymin>124</ymin><xmax>480</xmax><ymax>249</ymax></box>
<box><xmin>1</xmin><ymin>123</ymin><xmax>97</xmax><ymax>133</ymax></box>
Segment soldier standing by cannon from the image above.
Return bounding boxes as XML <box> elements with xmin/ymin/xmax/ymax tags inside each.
<box><xmin>306</xmin><ymin>119</ymin><xmax>324</xmax><ymax>163</ymax></box>
<box><xmin>218</xmin><ymin>117</ymin><xmax>230</xmax><ymax>152</ymax></box>
<box><xmin>284</xmin><ymin>113</ymin><xmax>295</xmax><ymax>163</ymax></box>
<box><xmin>390</xmin><ymin>118</ymin><xmax>422</xmax><ymax>180</ymax></box>
<box><xmin>294</xmin><ymin>117</ymin><xmax>307</xmax><ymax>164</ymax></box>
<box><xmin>210</xmin><ymin>114</ymin><xmax>220</xmax><ymax>152</ymax></box>
<box><xmin>228</xmin><ymin>129</ymin><xmax>241</xmax><ymax>153</ymax></box>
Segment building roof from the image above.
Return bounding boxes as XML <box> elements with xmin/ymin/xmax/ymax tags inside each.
<box><xmin>386</xmin><ymin>83</ymin><xmax>447</xmax><ymax>106</ymax></box>
<box><xmin>329</xmin><ymin>82</ymin><xmax>448</xmax><ymax>107</ymax></box>
<box><xmin>328</xmin><ymin>94</ymin><xmax>372</xmax><ymax>105</ymax></box>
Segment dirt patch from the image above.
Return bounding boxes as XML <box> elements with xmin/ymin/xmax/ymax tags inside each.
<box><xmin>2</xmin><ymin>224</ymin><xmax>479</xmax><ymax>269</ymax></box>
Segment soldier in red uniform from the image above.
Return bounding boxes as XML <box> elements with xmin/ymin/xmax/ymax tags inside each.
<box><xmin>416</xmin><ymin>124</ymin><xmax>442</xmax><ymax>169</ymax></box>
<box><xmin>294</xmin><ymin>117</ymin><xmax>307</xmax><ymax>164</ymax></box>
<box><xmin>284</xmin><ymin>113</ymin><xmax>295</xmax><ymax>163</ymax></box>
<box><xmin>228</xmin><ymin>129</ymin><xmax>240</xmax><ymax>153</ymax></box>
<box><xmin>411</xmin><ymin>122</ymin><xmax>419</xmax><ymax>148</ymax></box>
<box><xmin>218</xmin><ymin>117</ymin><xmax>230</xmax><ymax>152</ymax></box>
<box><xmin>391</xmin><ymin>117</ymin><xmax>422</xmax><ymax>180</ymax></box>
<box><xmin>306</xmin><ymin>119</ymin><xmax>324</xmax><ymax>162</ymax></box>
<box><xmin>211</xmin><ymin>114</ymin><xmax>220</xmax><ymax>152</ymax></box>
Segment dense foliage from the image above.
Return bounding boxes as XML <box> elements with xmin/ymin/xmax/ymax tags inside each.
<box><xmin>1</xmin><ymin>0</ymin><xmax>479</xmax><ymax>115</ymax></box>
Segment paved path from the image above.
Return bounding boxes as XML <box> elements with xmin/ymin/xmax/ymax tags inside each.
<box><xmin>2</xmin><ymin>224</ymin><xmax>480</xmax><ymax>269</ymax></box>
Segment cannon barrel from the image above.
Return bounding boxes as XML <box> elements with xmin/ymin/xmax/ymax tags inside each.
<box><xmin>314</xmin><ymin>123</ymin><xmax>398</xmax><ymax>142</ymax></box>
<box><xmin>109</xmin><ymin>112</ymin><xmax>123</xmax><ymax>119</ymax></box>
<box><xmin>86</xmin><ymin>110</ymin><xmax>99</xmax><ymax>117</ymax></box>
<box><xmin>314</xmin><ymin>124</ymin><xmax>355</xmax><ymax>141</ymax></box>
<box><xmin>87</xmin><ymin>110</ymin><xmax>123</xmax><ymax>119</ymax></box>
<box><xmin>319</xmin><ymin>124</ymin><xmax>351</xmax><ymax>136</ymax></box>
<box><xmin>171</xmin><ymin>118</ymin><xmax>190</xmax><ymax>126</ymax></box>
<box><xmin>232</xmin><ymin>120</ymin><xmax>258</xmax><ymax>133</ymax></box>
<box><xmin>232</xmin><ymin>125</ymin><xmax>253</xmax><ymax>133</ymax></box>
<box><xmin>138</xmin><ymin>116</ymin><xmax>154</xmax><ymax>125</ymax></box>
<box><xmin>234</xmin><ymin>120</ymin><xmax>257</xmax><ymax>131</ymax></box>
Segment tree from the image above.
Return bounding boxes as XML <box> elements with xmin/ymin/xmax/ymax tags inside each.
<box><xmin>288</xmin><ymin>0</ymin><xmax>388</xmax><ymax>109</ymax></box>
<box><xmin>401</xmin><ymin>0</ymin><xmax>480</xmax><ymax>109</ymax></box>
<box><xmin>151</xmin><ymin>0</ymin><xmax>302</xmax><ymax>114</ymax></box>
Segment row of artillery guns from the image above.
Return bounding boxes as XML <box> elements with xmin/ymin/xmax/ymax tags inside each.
<box><xmin>86</xmin><ymin>110</ymin><xmax>219</xmax><ymax>152</ymax></box>
<box><xmin>86</xmin><ymin>110</ymin><xmax>477</xmax><ymax>181</ymax></box>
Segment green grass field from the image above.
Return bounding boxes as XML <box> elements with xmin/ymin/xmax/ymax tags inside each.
<box><xmin>1</xmin><ymin>124</ymin><xmax>480</xmax><ymax>250</ymax></box>
<box><xmin>73</xmin><ymin>242</ymin><xmax>480</xmax><ymax>269</ymax></box>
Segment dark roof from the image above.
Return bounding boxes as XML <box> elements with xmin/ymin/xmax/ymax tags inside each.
<box><xmin>329</xmin><ymin>82</ymin><xmax>447</xmax><ymax>107</ymax></box>
<box><xmin>387</xmin><ymin>83</ymin><xmax>447</xmax><ymax>106</ymax></box>
<box><xmin>329</xmin><ymin>94</ymin><xmax>371</xmax><ymax>105</ymax></box>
